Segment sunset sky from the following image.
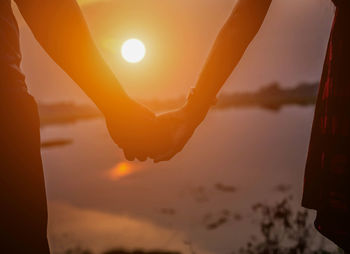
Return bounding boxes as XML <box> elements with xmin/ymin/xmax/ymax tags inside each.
<box><xmin>15</xmin><ymin>0</ymin><xmax>335</xmax><ymax>104</ymax></box>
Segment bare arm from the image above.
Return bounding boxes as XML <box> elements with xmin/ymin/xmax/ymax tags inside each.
<box><xmin>192</xmin><ymin>0</ymin><xmax>272</xmax><ymax>107</ymax></box>
<box><xmin>15</xmin><ymin>0</ymin><xmax>159</xmax><ymax>161</ymax></box>
<box><xmin>14</xmin><ymin>0</ymin><xmax>129</xmax><ymax>114</ymax></box>
<box><xmin>154</xmin><ymin>0</ymin><xmax>272</xmax><ymax>162</ymax></box>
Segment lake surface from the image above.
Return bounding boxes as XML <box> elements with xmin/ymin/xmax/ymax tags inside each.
<box><xmin>40</xmin><ymin>107</ymin><xmax>337</xmax><ymax>254</ymax></box>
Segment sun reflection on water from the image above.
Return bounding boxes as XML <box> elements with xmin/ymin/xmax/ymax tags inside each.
<box><xmin>108</xmin><ymin>162</ymin><xmax>136</xmax><ymax>180</ymax></box>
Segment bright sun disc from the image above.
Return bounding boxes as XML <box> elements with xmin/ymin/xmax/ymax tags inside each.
<box><xmin>121</xmin><ymin>39</ymin><xmax>146</xmax><ymax>63</ymax></box>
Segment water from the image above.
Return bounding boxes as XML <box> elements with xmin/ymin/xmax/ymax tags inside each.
<box><xmin>41</xmin><ymin>107</ymin><xmax>336</xmax><ymax>254</ymax></box>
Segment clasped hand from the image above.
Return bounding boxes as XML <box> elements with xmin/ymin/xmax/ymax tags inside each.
<box><xmin>105</xmin><ymin>96</ymin><xmax>210</xmax><ymax>163</ymax></box>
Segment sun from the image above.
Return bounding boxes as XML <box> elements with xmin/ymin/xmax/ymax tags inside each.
<box><xmin>121</xmin><ymin>39</ymin><xmax>146</xmax><ymax>63</ymax></box>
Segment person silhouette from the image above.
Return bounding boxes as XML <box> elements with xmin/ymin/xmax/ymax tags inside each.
<box><xmin>0</xmin><ymin>0</ymin><xmax>168</xmax><ymax>252</ymax></box>
<box><xmin>156</xmin><ymin>0</ymin><xmax>350</xmax><ymax>252</ymax></box>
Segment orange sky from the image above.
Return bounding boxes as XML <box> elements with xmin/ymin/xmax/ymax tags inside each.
<box><xmin>16</xmin><ymin>0</ymin><xmax>335</xmax><ymax>104</ymax></box>
<box><xmin>77</xmin><ymin>0</ymin><xmax>110</xmax><ymax>6</ymax></box>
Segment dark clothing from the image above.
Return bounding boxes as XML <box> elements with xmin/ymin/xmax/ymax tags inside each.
<box><xmin>0</xmin><ymin>89</ymin><xmax>50</xmax><ymax>253</ymax></box>
<box><xmin>315</xmin><ymin>209</ymin><xmax>350</xmax><ymax>252</ymax></box>
<box><xmin>0</xmin><ymin>0</ymin><xmax>26</xmax><ymax>87</ymax></box>
<box><xmin>1</xmin><ymin>1</ymin><xmax>49</xmax><ymax>252</ymax></box>
<box><xmin>303</xmin><ymin>0</ymin><xmax>350</xmax><ymax>250</ymax></box>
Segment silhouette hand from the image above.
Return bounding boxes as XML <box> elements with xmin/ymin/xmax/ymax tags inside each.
<box><xmin>105</xmin><ymin>97</ymin><xmax>158</xmax><ymax>161</ymax></box>
<box><xmin>153</xmin><ymin>92</ymin><xmax>215</xmax><ymax>162</ymax></box>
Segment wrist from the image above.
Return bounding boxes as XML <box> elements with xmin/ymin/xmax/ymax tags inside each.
<box><xmin>183</xmin><ymin>88</ymin><xmax>217</xmax><ymax>124</ymax></box>
<box><xmin>99</xmin><ymin>90</ymin><xmax>131</xmax><ymax>119</ymax></box>
<box><xmin>185</xmin><ymin>88</ymin><xmax>217</xmax><ymax>114</ymax></box>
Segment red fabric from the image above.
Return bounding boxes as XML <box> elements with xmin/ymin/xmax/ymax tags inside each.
<box><xmin>303</xmin><ymin>4</ymin><xmax>350</xmax><ymax>211</ymax></box>
<box><xmin>302</xmin><ymin>3</ymin><xmax>350</xmax><ymax>250</ymax></box>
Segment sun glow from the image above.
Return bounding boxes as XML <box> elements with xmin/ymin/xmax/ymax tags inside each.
<box><xmin>121</xmin><ymin>39</ymin><xmax>146</xmax><ymax>63</ymax></box>
<box><xmin>108</xmin><ymin>162</ymin><xmax>137</xmax><ymax>180</ymax></box>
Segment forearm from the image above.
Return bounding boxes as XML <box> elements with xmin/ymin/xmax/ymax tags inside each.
<box><xmin>193</xmin><ymin>0</ymin><xmax>272</xmax><ymax>104</ymax></box>
<box><xmin>16</xmin><ymin>0</ymin><xmax>128</xmax><ymax>114</ymax></box>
